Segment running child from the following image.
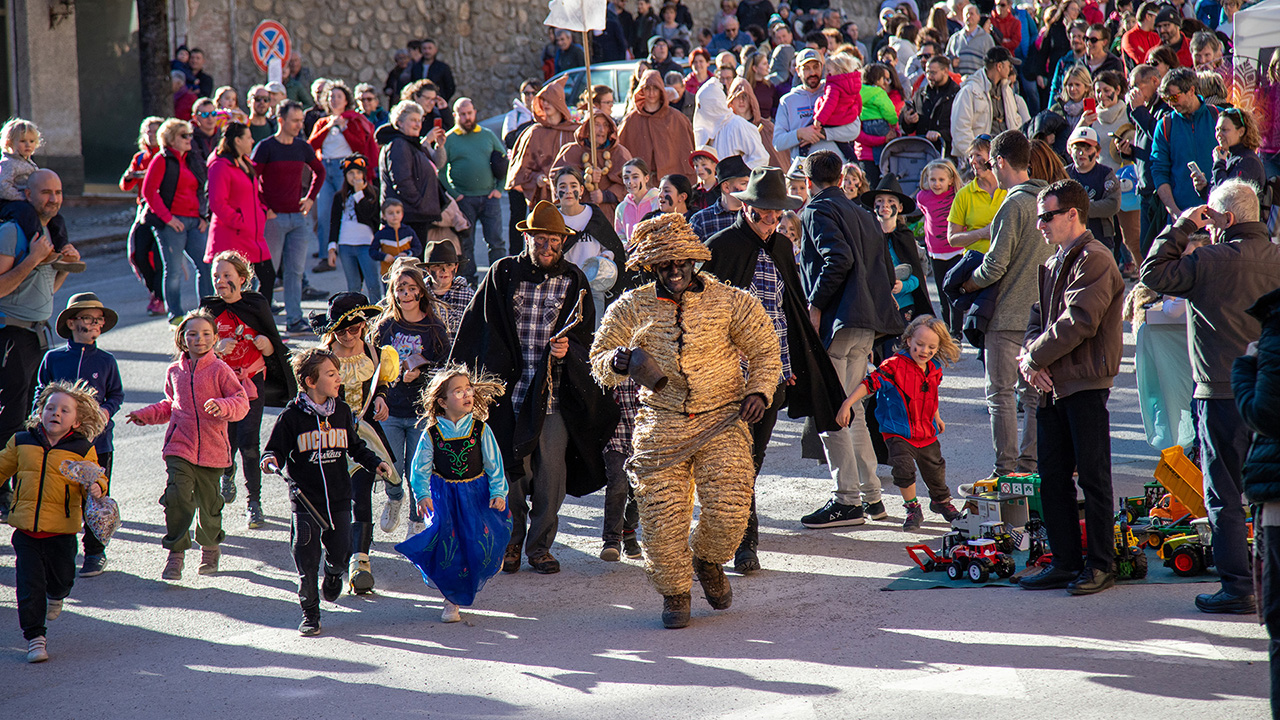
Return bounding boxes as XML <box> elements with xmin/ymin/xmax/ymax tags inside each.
<box><xmin>126</xmin><ymin>309</ymin><xmax>249</xmax><ymax>580</ymax></box>
<box><xmin>3</xmin><ymin>380</ymin><xmax>107</xmax><ymax>662</ymax></box>
<box><xmin>396</xmin><ymin>364</ymin><xmax>511</xmax><ymax>623</ymax></box>
<box><xmin>837</xmin><ymin>315</ymin><xmax>963</xmax><ymax>531</ymax></box>
<box><xmin>262</xmin><ymin>348</ymin><xmax>392</xmax><ymax>636</ymax></box>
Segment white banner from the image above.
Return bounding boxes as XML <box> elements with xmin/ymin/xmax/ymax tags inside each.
<box><xmin>544</xmin><ymin>0</ymin><xmax>607</xmax><ymax>32</ymax></box>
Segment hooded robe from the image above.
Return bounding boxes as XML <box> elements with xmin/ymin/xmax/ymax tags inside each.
<box><xmin>506</xmin><ymin>76</ymin><xmax>579</xmax><ymax>207</ymax></box>
<box><xmin>551</xmin><ymin>112</ymin><xmax>633</xmax><ymax>220</ymax></box>
<box><xmin>617</xmin><ymin>70</ymin><xmax>696</xmax><ymax>183</ymax></box>
<box><xmin>727</xmin><ymin>77</ymin><xmax>790</xmax><ymax>171</ymax></box>
<box><xmin>694</xmin><ymin>80</ymin><xmax>771</xmax><ymax>169</ymax></box>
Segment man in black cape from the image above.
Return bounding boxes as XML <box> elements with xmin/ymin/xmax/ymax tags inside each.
<box><xmin>450</xmin><ymin>201</ymin><xmax>619</xmax><ymax>575</ymax></box>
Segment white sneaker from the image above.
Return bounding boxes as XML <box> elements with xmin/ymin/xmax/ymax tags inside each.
<box><xmin>46</xmin><ymin>598</ymin><xmax>63</xmax><ymax>622</ymax></box>
<box><xmin>27</xmin><ymin>636</ymin><xmax>48</xmax><ymax>663</ymax></box>
<box><xmin>380</xmin><ymin>496</ymin><xmax>404</xmax><ymax>533</ymax></box>
<box><xmin>406</xmin><ymin>520</ymin><xmax>426</xmax><ymax>540</ymax></box>
<box><xmin>441</xmin><ymin>601</ymin><xmax>462</xmax><ymax>623</ymax></box>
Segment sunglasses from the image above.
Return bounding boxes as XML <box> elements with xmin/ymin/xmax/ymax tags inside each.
<box><xmin>335</xmin><ymin>324</ymin><xmax>364</xmax><ymax>338</ymax></box>
<box><xmin>1162</xmin><ymin>88</ymin><xmax>1183</xmax><ymax>102</ymax></box>
<box><xmin>196</xmin><ymin>110</ymin><xmax>218</xmax><ymax>119</ymax></box>
<box><xmin>360</xmin><ymin>95</ymin><xmax>377</xmax><ymax>102</ymax></box>
<box><xmin>1087</xmin><ymin>36</ymin><xmax>1106</xmax><ymax>44</ymax></box>
<box><xmin>1037</xmin><ymin>207</ymin><xmax>1071</xmax><ymax>223</ymax></box>
<box><xmin>253</xmin><ymin>96</ymin><xmax>270</xmax><ymax>103</ymax></box>
<box><xmin>178</xmin><ymin>132</ymin><xmax>193</xmax><ymax>139</ymax></box>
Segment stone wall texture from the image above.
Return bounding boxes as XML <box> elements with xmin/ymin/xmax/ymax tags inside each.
<box><xmin>185</xmin><ymin>0</ymin><xmax>876</xmax><ymax>119</ymax></box>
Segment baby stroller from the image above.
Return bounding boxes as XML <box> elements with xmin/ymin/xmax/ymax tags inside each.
<box><xmin>878</xmin><ymin>136</ymin><xmax>941</xmax><ymax>200</ymax></box>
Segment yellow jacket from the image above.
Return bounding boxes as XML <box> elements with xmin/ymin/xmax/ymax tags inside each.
<box><xmin>590</xmin><ymin>275</ymin><xmax>781</xmax><ymax>415</ymax></box>
<box><xmin>0</xmin><ymin>429</ymin><xmax>102</xmax><ymax>535</ymax></box>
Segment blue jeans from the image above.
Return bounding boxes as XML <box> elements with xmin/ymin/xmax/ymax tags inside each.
<box><xmin>1194</xmin><ymin>398</ymin><xmax>1255</xmax><ymax>597</ymax></box>
<box><xmin>314</xmin><ymin>158</ymin><xmax>345</xmax><ymax>255</ymax></box>
<box><xmin>457</xmin><ymin>194</ymin><xmax>507</xmax><ymax>283</ymax></box>
<box><xmin>265</xmin><ymin>212</ymin><xmax>314</xmax><ymax>325</ymax></box>
<box><xmin>382</xmin><ymin>414</ymin><xmax>425</xmax><ymax>522</ymax></box>
<box><xmin>336</xmin><ymin>243</ymin><xmax>384</xmax><ymax>300</ymax></box>
<box><xmin>158</xmin><ymin>215</ymin><xmax>212</xmax><ymax>320</ymax></box>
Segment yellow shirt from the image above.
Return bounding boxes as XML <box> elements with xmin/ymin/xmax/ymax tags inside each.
<box><xmin>947</xmin><ymin>179</ymin><xmax>1006</xmax><ymax>254</ymax></box>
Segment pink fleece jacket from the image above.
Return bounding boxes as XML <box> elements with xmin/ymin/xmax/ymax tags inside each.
<box><xmin>916</xmin><ymin>187</ymin><xmax>964</xmax><ymax>258</ymax></box>
<box><xmin>814</xmin><ymin>71</ymin><xmax>863</xmax><ymax>128</ymax></box>
<box><xmin>132</xmin><ymin>352</ymin><xmax>249</xmax><ymax>468</ymax></box>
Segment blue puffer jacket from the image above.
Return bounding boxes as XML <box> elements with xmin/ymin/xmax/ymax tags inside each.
<box><xmin>1234</xmin><ymin>287</ymin><xmax>1280</xmax><ymax>504</ymax></box>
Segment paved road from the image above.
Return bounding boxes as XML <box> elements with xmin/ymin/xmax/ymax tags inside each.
<box><xmin>0</xmin><ymin>249</ymin><xmax>1268</xmax><ymax>719</ymax></box>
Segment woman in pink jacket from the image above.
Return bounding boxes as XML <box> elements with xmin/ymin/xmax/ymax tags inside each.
<box><xmin>205</xmin><ymin>123</ymin><xmax>272</xmax><ymax>294</ymax></box>
<box><xmin>127</xmin><ymin>309</ymin><xmax>249</xmax><ymax>583</ymax></box>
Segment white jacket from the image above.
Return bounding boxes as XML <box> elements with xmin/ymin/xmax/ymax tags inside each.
<box><xmin>694</xmin><ymin>80</ymin><xmax>770</xmax><ymax>168</ymax></box>
<box><xmin>949</xmin><ymin>69</ymin><xmax>1031</xmax><ymax>163</ymax></box>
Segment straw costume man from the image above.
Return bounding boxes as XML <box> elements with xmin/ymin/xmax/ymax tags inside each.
<box><xmin>590</xmin><ymin>213</ymin><xmax>781</xmax><ymax>629</ymax></box>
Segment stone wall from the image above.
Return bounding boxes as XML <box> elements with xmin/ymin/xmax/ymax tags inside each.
<box><xmin>11</xmin><ymin>0</ymin><xmax>84</xmax><ymax>191</ymax></box>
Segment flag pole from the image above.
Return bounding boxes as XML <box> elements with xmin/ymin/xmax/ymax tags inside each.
<box><xmin>582</xmin><ymin>0</ymin><xmax>598</xmax><ymax>175</ymax></box>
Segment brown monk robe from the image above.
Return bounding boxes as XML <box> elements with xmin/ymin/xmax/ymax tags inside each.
<box><xmin>506</xmin><ymin>75</ymin><xmax>579</xmax><ymax>207</ymax></box>
<box><xmin>551</xmin><ymin>111</ymin><xmax>633</xmax><ymax>220</ymax></box>
<box><xmin>727</xmin><ymin>77</ymin><xmax>789</xmax><ymax>171</ymax></box>
<box><xmin>617</xmin><ymin>69</ymin><xmax>695</xmax><ymax>183</ymax></box>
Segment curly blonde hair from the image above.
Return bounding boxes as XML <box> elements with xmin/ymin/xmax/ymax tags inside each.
<box><xmin>901</xmin><ymin>315</ymin><xmax>961</xmax><ymax>366</ymax></box>
<box><xmin>419</xmin><ymin>364</ymin><xmax>506</xmax><ymax>425</ymax></box>
<box><xmin>27</xmin><ymin>380</ymin><xmax>106</xmax><ymax>442</ymax></box>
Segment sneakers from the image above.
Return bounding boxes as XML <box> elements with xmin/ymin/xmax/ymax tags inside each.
<box><xmin>441</xmin><ymin>601</ymin><xmax>462</xmax><ymax>623</ymax></box>
<box><xmin>380</xmin><ymin>496</ymin><xmax>404</xmax><ymax>534</ymax></box>
<box><xmin>1195</xmin><ymin>589</ymin><xmax>1258</xmax><ymax>614</ymax></box>
<box><xmin>600</xmin><ymin>542</ymin><xmax>622</xmax><ymax>561</ymax></box>
<box><xmin>529</xmin><ymin>552</ymin><xmax>561</xmax><ymax>574</ymax></box>
<box><xmin>321</xmin><ymin>572</ymin><xmax>343</xmax><ymax>602</ymax></box>
<box><xmin>312</xmin><ymin>260</ymin><xmax>336</xmax><ymax>273</ymax></box>
<box><xmin>349</xmin><ymin>553</ymin><xmax>375</xmax><ymax>594</ymax></box>
<box><xmin>863</xmin><ymin>500</ymin><xmax>889</xmax><ymax>520</ymax></box>
<box><xmin>929</xmin><ymin>500</ymin><xmax>963</xmax><ymax>522</ymax></box>
<box><xmin>299</xmin><ymin>612</ymin><xmax>322</xmax><ymax>636</ymax></box>
<box><xmin>405</xmin><ymin>520</ymin><xmax>425</xmax><ymax>540</ymax></box>
<box><xmin>147</xmin><ymin>295</ymin><xmax>165</xmax><ymax>316</ymax></box>
<box><xmin>161</xmin><ymin>550</ymin><xmax>184</xmax><ymax>581</ymax></box>
<box><xmin>502</xmin><ymin>544</ymin><xmax>521</xmax><ymax>573</ymax></box>
<box><xmin>198</xmin><ymin>546</ymin><xmax>221</xmax><ymax>575</ymax></box>
<box><xmin>220</xmin><ymin>472</ymin><xmax>237</xmax><ymax>504</ymax></box>
<box><xmin>662</xmin><ymin>593</ymin><xmax>691</xmax><ymax>629</ymax></box>
<box><xmin>27</xmin><ymin>636</ymin><xmax>48</xmax><ymax>663</ymax></box>
<box><xmin>247</xmin><ymin>500</ymin><xmax>265</xmax><ymax>529</ymax></box>
<box><xmin>79</xmin><ymin>553</ymin><xmax>108</xmax><ymax>577</ymax></box>
<box><xmin>692</xmin><ymin>556</ymin><xmax>733</xmax><ymax>609</ymax></box>
<box><xmin>800</xmin><ymin>499</ymin><xmax>866</xmax><ymax>528</ymax></box>
<box><xmin>285</xmin><ymin>319</ymin><xmax>312</xmax><ymax>336</ymax></box>
<box><xmin>623</xmin><ymin>533</ymin><xmax>643</xmax><ymax>559</ymax></box>
<box><xmin>46</xmin><ymin>598</ymin><xmax>63</xmax><ymax>621</ymax></box>
<box><xmin>902</xmin><ymin>502</ymin><xmax>924</xmax><ymax>531</ymax></box>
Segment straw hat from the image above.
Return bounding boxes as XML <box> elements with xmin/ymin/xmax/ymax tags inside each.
<box><xmin>626</xmin><ymin>213</ymin><xmax>712</xmax><ymax>270</ymax></box>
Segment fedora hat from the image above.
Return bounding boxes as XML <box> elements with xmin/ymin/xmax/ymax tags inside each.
<box><xmin>714</xmin><ymin>155</ymin><xmax>752</xmax><ymax>186</ymax></box>
<box><xmin>56</xmin><ymin>292</ymin><xmax>118</xmax><ymax>339</ymax></box>
<box><xmin>731</xmin><ymin>166</ymin><xmax>803</xmax><ymax>211</ymax></box>
<box><xmin>860</xmin><ymin>172</ymin><xmax>917</xmax><ymax>215</ymax></box>
<box><xmin>307</xmin><ymin>291</ymin><xmax>382</xmax><ymax>337</ymax></box>
<box><xmin>424</xmin><ymin>240</ymin><xmax>460</xmax><ymax>265</ymax></box>
<box><xmin>515</xmin><ymin>200</ymin><xmax>571</xmax><ymax>237</ymax></box>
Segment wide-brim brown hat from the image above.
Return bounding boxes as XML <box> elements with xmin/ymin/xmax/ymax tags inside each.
<box><xmin>860</xmin><ymin>172</ymin><xmax>917</xmax><ymax>215</ymax></box>
<box><xmin>731</xmin><ymin>166</ymin><xmax>803</xmax><ymax>211</ymax></box>
<box><xmin>515</xmin><ymin>200</ymin><xmax>571</xmax><ymax>236</ymax></box>
<box><xmin>56</xmin><ymin>292</ymin><xmax>118</xmax><ymax>339</ymax></box>
<box><xmin>626</xmin><ymin>213</ymin><xmax>712</xmax><ymax>270</ymax></box>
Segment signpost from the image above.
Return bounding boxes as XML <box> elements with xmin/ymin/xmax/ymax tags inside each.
<box><xmin>252</xmin><ymin>20</ymin><xmax>291</xmax><ymax>74</ymax></box>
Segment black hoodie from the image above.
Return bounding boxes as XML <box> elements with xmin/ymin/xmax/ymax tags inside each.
<box><xmin>264</xmin><ymin>394</ymin><xmax>382</xmax><ymax>525</ymax></box>
<box><xmin>376</xmin><ymin>123</ymin><xmax>443</xmax><ymax>224</ymax></box>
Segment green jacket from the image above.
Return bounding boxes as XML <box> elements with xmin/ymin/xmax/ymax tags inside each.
<box><xmin>443</xmin><ymin>125</ymin><xmax>506</xmax><ymax>197</ymax></box>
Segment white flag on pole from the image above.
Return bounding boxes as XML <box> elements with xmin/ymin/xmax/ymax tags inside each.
<box><xmin>544</xmin><ymin>0</ymin><xmax>607</xmax><ymax>32</ymax></box>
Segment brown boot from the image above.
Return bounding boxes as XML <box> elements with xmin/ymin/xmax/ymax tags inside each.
<box><xmin>161</xmin><ymin>550</ymin><xmax>184</xmax><ymax>581</ymax></box>
<box><xmin>198</xmin><ymin>545</ymin><xmax>220</xmax><ymax>575</ymax></box>
<box><xmin>502</xmin><ymin>544</ymin><xmax>521</xmax><ymax>573</ymax></box>
<box><xmin>693</xmin><ymin>556</ymin><xmax>733</xmax><ymax>609</ymax></box>
<box><xmin>662</xmin><ymin>593</ymin><xmax>691</xmax><ymax>628</ymax></box>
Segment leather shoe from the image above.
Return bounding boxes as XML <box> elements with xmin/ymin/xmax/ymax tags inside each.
<box><xmin>1018</xmin><ymin>564</ymin><xmax>1078</xmax><ymax>590</ymax></box>
<box><xmin>1067</xmin><ymin>567</ymin><xmax>1115</xmax><ymax>596</ymax></box>
<box><xmin>529</xmin><ymin>552</ymin><xmax>561</xmax><ymax>574</ymax></box>
<box><xmin>1195</xmin><ymin>589</ymin><xmax>1257</xmax><ymax>614</ymax></box>
<box><xmin>501</xmin><ymin>544</ymin><xmax>521</xmax><ymax>574</ymax></box>
<box><xmin>662</xmin><ymin>593</ymin><xmax>691</xmax><ymax>629</ymax></box>
<box><xmin>693</xmin><ymin>556</ymin><xmax>733</xmax><ymax>609</ymax></box>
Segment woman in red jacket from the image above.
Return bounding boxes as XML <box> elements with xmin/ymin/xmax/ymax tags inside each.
<box><xmin>142</xmin><ymin>118</ymin><xmax>211</xmax><ymax>324</ymax></box>
<box><xmin>206</xmin><ymin>122</ymin><xmax>272</xmax><ymax>296</ymax></box>
<box><xmin>308</xmin><ymin>82</ymin><xmax>377</xmax><ymax>274</ymax></box>
<box><xmin>121</xmin><ymin>116</ymin><xmax>165</xmax><ymax>315</ymax></box>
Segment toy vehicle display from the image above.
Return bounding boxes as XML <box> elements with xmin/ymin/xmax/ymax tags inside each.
<box><xmin>1113</xmin><ymin>519</ymin><xmax>1148</xmax><ymax>581</ymax></box>
<box><xmin>1161</xmin><ymin>519</ymin><xmax>1214</xmax><ymax>576</ymax></box>
<box><xmin>952</xmin><ymin>493</ymin><xmax>1031</xmax><ymax>539</ymax></box>
<box><xmin>1119</xmin><ymin>481</ymin><xmax>1167</xmax><ymax>524</ymax></box>
<box><xmin>905</xmin><ymin>531</ymin><xmax>1016</xmax><ymax>583</ymax></box>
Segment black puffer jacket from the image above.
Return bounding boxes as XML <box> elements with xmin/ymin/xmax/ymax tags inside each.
<box><xmin>1234</xmin><ymin>287</ymin><xmax>1280</xmax><ymax>504</ymax></box>
<box><xmin>376</xmin><ymin>124</ymin><xmax>442</xmax><ymax>225</ymax></box>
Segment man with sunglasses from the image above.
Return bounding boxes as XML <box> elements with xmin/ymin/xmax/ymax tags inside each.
<box><xmin>246</xmin><ymin>85</ymin><xmax>277</xmax><ymax>143</ymax></box>
<box><xmin>190</xmin><ymin>98</ymin><xmax>222</xmax><ymax>162</ymax></box>
<box><xmin>1150</xmin><ymin>68</ymin><xmax>1219</xmax><ymax>230</ymax></box>
<box><xmin>1141</xmin><ymin>179</ymin><xmax>1280</xmax><ymax>614</ymax></box>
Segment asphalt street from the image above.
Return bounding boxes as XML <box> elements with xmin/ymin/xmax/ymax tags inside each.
<box><xmin>0</xmin><ymin>247</ymin><xmax>1268</xmax><ymax>719</ymax></box>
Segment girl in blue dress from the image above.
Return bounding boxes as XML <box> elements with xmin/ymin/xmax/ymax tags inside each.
<box><xmin>395</xmin><ymin>365</ymin><xmax>512</xmax><ymax>623</ymax></box>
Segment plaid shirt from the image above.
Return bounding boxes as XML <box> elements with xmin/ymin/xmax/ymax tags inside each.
<box><xmin>512</xmin><ymin>275</ymin><xmax>572</xmax><ymax>414</ymax></box>
<box><xmin>689</xmin><ymin>197</ymin><xmax>739</xmax><ymax>242</ymax></box>
<box><xmin>436</xmin><ymin>276</ymin><xmax>475</xmax><ymax>341</ymax></box>
<box><xmin>749</xmin><ymin>249</ymin><xmax>791</xmax><ymax>382</ymax></box>
<box><xmin>606</xmin><ymin>379</ymin><xmax>641</xmax><ymax>455</ymax></box>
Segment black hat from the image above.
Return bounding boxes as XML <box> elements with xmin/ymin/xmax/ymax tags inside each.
<box><xmin>308</xmin><ymin>291</ymin><xmax>382</xmax><ymax>336</ymax></box>
<box><xmin>731</xmin><ymin>166</ymin><xmax>803</xmax><ymax>211</ymax></box>
<box><xmin>340</xmin><ymin>153</ymin><xmax>370</xmax><ymax>175</ymax></box>
<box><xmin>424</xmin><ymin>240</ymin><xmax>460</xmax><ymax>265</ymax></box>
<box><xmin>714</xmin><ymin>155</ymin><xmax>752</xmax><ymax>186</ymax></box>
<box><xmin>860</xmin><ymin>173</ymin><xmax>917</xmax><ymax>215</ymax></box>
<box><xmin>1154</xmin><ymin>7</ymin><xmax>1179</xmax><ymax>26</ymax></box>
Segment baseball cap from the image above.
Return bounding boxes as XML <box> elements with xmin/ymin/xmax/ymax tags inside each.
<box><xmin>265</xmin><ymin>81</ymin><xmax>286</xmax><ymax>95</ymax></box>
<box><xmin>796</xmin><ymin>48</ymin><xmax>822</xmax><ymax>68</ymax></box>
<box><xmin>1068</xmin><ymin>126</ymin><xmax>1100</xmax><ymax>147</ymax></box>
